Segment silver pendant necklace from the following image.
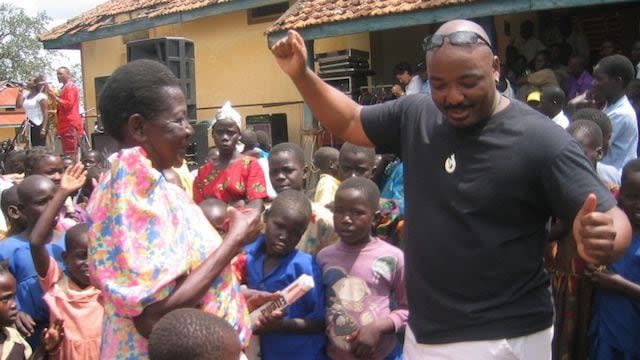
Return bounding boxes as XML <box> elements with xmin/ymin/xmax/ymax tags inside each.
<box><xmin>444</xmin><ymin>153</ymin><xmax>456</xmax><ymax>173</ymax></box>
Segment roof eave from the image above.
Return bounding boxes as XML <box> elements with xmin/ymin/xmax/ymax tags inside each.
<box><xmin>267</xmin><ymin>0</ymin><xmax>635</xmax><ymax>45</ymax></box>
<box><xmin>42</xmin><ymin>0</ymin><xmax>286</xmax><ymax>50</ymax></box>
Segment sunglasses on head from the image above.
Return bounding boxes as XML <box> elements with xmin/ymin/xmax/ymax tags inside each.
<box><xmin>422</xmin><ymin>31</ymin><xmax>493</xmax><ymax>52</ymax></box>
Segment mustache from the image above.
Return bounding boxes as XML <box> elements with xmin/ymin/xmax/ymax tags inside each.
<box><xmin>444</xmin><ymin>103</ymin><xmax>473</xmax><ymax>111</ymax></box>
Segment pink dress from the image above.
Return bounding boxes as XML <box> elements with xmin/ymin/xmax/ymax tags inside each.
<box><xmin>86</xmin><ymin>147</ymin><xmax>250</xmax><ymax>359</ymax></box>
<box><xmin>40</xmin><ymin>259</ymin><xmax>103</xmax><ymax>360</ymax></box>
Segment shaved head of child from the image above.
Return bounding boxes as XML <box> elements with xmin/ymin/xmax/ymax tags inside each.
<box><xmin>148</xmin><ymin>308</ymin><xmax>241</xmax><ymax>360</ymax></box>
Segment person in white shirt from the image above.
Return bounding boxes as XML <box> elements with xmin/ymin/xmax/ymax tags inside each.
<box><xmin>15</xmin><ymin>75</ymin><xmax>49</xmax><ymax>147</ymax></box>
<box><xmin>538</xmin><ymin>85</ymin><xmax>569</xmax><ymax>128</ymax></box>
<box><xmin>393</xmin><ymin>62</ymin><xmax>424</xmax><ymax>96</ymax></box>
<box><xmin>516</xmin><ymin>20</ymin><xmax>546</xmax><ymax>64</ymax></box>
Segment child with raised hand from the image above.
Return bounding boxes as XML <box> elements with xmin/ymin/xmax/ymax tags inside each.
<box><xmin>0</xmin><ymin>175</ymin><xmax>67</xmax><ymax>349</ymax></box>
<box><xmin>268</xmin><ymin>143</ymin><xmax>336</xmax><ymax>255</ymax></box>
<box><xmin>245</xmin><ymin>190</ymin><xmax>326</xmax><ymax>359</ymax></box>
<box><xmin>587</xmin><ymin>159</ymin><xmax>640</xmax><ymax>359</ymax></box>
<box><xmin>317</xmin><ymin>177</ymin><xmax>407</xmax><ymax>360</ymax></box>
<box><xmin>29</xmin><ymin>162</ymin><xmax>103</xmax><ymax>359</ymax></box>
<box><xmin>312</xmin><ymin>147</ymin><xmax>340</xmax><ymax>207</ymax></box>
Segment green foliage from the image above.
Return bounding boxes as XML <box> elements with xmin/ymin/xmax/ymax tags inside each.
<box><xmin>0</xmin><ymin>4</ymin><xmax>53</xmax><ymax>82</ymax></box>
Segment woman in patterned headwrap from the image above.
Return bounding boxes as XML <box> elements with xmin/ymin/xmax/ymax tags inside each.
<box><xmin>193</xmin><ymin>102</ymin><xmax>267</xmax><ymax>209</ymax></box>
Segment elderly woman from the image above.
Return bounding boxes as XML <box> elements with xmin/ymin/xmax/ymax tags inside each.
<box><xmin>15</xmin><ymin>75</ymin><xmax>49</xmax><ymax>147</ymax></box>
<box><xmin>86</xmin><ymin>59</ymin><xmax>262</xmax><ymax>359</ymax></box>
<box><xmin>193</xmin><ymin>102</ymin><xmax>267</xmax><ymax>208</ymax></box>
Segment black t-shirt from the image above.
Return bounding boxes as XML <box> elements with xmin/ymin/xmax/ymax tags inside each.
<box><xmin>361</xmin><ymin>95</ymin><xmax>617</xmax><ymax>344</ymax></box>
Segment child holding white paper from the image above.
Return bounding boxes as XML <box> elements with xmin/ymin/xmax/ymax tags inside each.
<box><xmin>245</xmin><ymin>190</ymin><xmax>326</xmax><ymax>359</ymax></box>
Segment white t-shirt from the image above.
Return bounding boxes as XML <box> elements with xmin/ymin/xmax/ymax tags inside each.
<box><xmin>551</xmin><ymin>111</ymin><xmax>570</xmax><ymax>129</ymax></box>
<box><xmin>22</xmin><ymin>90</ymin><xmax>48</xmax><ymax>126</ymax></box>
<box><xmin>405</xmin><ymin>75</ymin><xmax>424</xmax><ymax>96</ymax></box>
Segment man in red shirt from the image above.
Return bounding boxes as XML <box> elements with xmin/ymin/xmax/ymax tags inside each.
<box><xmin>49</xmin><ymin>67</ymin><xmax>83</xmax><ymax>157</ymax></box>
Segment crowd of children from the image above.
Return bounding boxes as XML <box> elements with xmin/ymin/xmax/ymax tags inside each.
<box><xmin>0</xmin><ymin>50</ymin><xmax>637</xmax><ymax>360</ymax></box>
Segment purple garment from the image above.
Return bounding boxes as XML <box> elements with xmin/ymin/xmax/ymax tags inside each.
<box><xmin>566</xmin><ymin>71</ymin><xmax>593</xmax><ymax>100</ymax></box>
<box><xmin>317</xmin><ymin>237</ymin><xmax>408</xmax><ymax>360</ymax></box>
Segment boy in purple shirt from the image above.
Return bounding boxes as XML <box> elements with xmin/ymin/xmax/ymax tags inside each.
<box><xmin>317</xmin><ymin>177</ymin><xmax>408</xmax><ymax>360</ymax></box>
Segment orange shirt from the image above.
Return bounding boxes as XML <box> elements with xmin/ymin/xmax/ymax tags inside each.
<box><xmin>39</xmin><ymin>259</ymin><xmax>103</xmax><ymax>360</ymax></box>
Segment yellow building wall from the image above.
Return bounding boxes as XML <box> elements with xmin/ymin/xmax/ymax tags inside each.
<box><xmin>0</xmin><ymin>128</ymin><xmax>15</xmax><ymax>142</ymax></box>
<box><xmin>80</xmin><ymin>10</ymin><xmax>370</xmax><ymax>145</ymax></box>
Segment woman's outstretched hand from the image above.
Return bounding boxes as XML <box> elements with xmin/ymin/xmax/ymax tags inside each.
<box><xmin>225</xmin><ymin>206</ymin><xmax>263</xmax><ymax>248</ymax></box>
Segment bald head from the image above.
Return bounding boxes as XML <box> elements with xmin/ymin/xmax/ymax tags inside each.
<box><xmin>18</xmin><ymin>175</ymin><xmax>55</xmax><ymax>204</ymax></box>
<box><xmin>426</xmin><ymin>19</ymin><xmax>501</xmax><ymax>129</ymax></box>
<box><xmin>434</xmin><ymin>20</ymin><xmax>492</xmax><ymax>47</ymax></box>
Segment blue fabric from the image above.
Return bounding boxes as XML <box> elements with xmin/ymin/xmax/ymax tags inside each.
<box><xmin>381</xmin><ymin>162</ymin><xmax>405</xmax><ymax>216</ymax></box>
<box><xmin>256</xmin><ymin>148</ymin><xmax>269</xmax><ymax>159</ymax></box>
<box><xmin>590</xmin><ymin>234</ymin><xmax>640</xmax><ymax>359</ymax></box>
<box><xmin>601</xmin><ymin>95</ymin><xmax>638</xmax><ymax>170</ymax></box>
<box><xmin>0</xmin><ymin>233</ymin><xmax>66</xmax><ymax>348</ymax></box>
<box><xmin>420</xmin><ymin>80</ymin><xmax>431</xmax><ymax>95</ymax></box>
<box><xmin>245</xmin><ymin>235</ymin><xmax>327</xmax><ymax>360</ymax></box>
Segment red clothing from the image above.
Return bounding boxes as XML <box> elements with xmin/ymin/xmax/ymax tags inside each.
<box><xmin>193</xmin><ymin>156</ymin><xmax>267</xmax><ymax>204</ymax></box>
<box><xmin>56</xmin><ymin>81</ymin><xmax>82</xmax><ymax>134</ymax></box>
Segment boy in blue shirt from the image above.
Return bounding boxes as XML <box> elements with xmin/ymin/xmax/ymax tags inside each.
<box><xmin>245</xmin><ymin>190</ymin><xmax>326</xmax><ymax>359</ymax></box>
<box><xmin>588</xmin><ymin>159</ymin><xmax>640</xmax><ymax>358</ymax></box>
<box><xmin>0</xmin><ymin>175</ymin><xmax>66</xmax><ymax>349</ymax></box>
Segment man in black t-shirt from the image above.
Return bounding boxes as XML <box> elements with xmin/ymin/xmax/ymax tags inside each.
<box><xmin>271</xmin><ymin>20</ymin><xmax>631</xmax><ymax>359</ymax></box>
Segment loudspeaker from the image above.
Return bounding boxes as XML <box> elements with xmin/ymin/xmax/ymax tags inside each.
<box><xmin>186</xmin><ymin>121</ymin><xmax>209</xmax><ymax>170</ymax></box>
<box><xmin>246</xmin><ymin>114</ymin><xmax>288</xmax><ymax>146</ymax></box>
<box><xmin>127</xmin><ymin>37</ymin><xmax>196</xmax><ymax>119</ymax></box>
<box><xmin>92</xmin><ymin>132</ymin><xmax>119</xmax><ymax>158</ymax></box>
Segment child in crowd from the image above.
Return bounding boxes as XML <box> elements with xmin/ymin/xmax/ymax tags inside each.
<box><xmin>199</xmin><ymin>198</ymin><xmax>228</xmax><ymax>235</ymax></box>
<box><xmin>337</xmin><ymin>143</ymin><xmax>404</xmax><ymax>245</ymax></box>
<box><xmin>29</xmin><ymin>163</ymin><xmax>103</xmax><ymax>359</ymax></box>
<box><xmin>24</xmin><ymin>147</ymin><xmax>63</xmax><ymax>188</ymax></box>
<box><xmin>0</xmin><ymin>175</ymin><xmax>66</xmax><ymax>349</ymax></box>
<box><xmin>199</xmin><ymin>198</ymin><xmax>246</xmax><ymax>283</ymax></box>
<box><xmin>546</xmin><ymin>120</ymin><xmax>605</xmax><ymax>360</ymax></box>
<box><xmin>268</xmin><ymin>143</ymin><xmax>336</xmax><ymax>255</ymax></box>
<box><xmin>80</xmin><ymin>150</ymin><xmax>104</xmax><ymax>170</ymax></box>
<box><xmin>588</xmin><ymin>159</ymin><xmax>640</xmax><ymax>359</ymax></box>
<box><xmin>240</xmin><ymin>129</ymin><xmax>267</xmax><ymax>159</ymax></box>
<box><xmin>22</xmin><ymin>147</ymin><xmax>81</xmax><ymax>230</ymax></box>
<box><xmin>317</xmin><ymin>177</ymin><xmax>407</xmax><ymax>360</ymax></box>
<box><xmin>240</xmin><ymin>129</ymin><xmax>276</xmax><ymax>199</ymax></box>
<box><xmin>571</xmin><ymin>108</ymin><xmax>621</xmax><ymax>187</ymax></box>
<box><xmin>0</xmin><ymin>262</ymin><xmax>32</xmax><ymax>359</ymax></box>
<box><xmin>245</xmin><ymin>190</ymin><xmax>326</xmax><ymax>359</ymax></box>
<box><xmin>337</xmin><ymin>143</ymin><xmax>376</xmax><ymax>181</ymax></box>
<box><xmin>312</xmin><ymin>147</ymin><xmax>340</xmax><ymax>207</ymax></box>
<box><xmin>1</xmin><ymin>186</ymin><xmax>25</xmax><ymax>239</ymax></box>
<box><xmin>75</xmin><ymin>166</ymin><xmax>106</xmax><ymax>207</ymax></box>
<box><xmin>61</xmin><ymin>155</ymin><xmax>74</xmax><ymax>172</ymax></box>
<box><xmin>255</xmin><ymin>130</ymin><xmax>271</xmax><ymax>152</ymax></box>
<box><xmin>3</xmin><ymin>150</ymin><xmax>26</xmax><ymax>176</ymax></box>
<box><xmin>149</xmin><ymin>308</ymin><xmax>242</xmax><ymax>360</ymax></box>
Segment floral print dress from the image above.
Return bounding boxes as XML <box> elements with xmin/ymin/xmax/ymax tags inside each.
<box><xmin>86</xmin><ymin>147</ymin><xmax>250</xmax><ymax>359</ymax></box>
